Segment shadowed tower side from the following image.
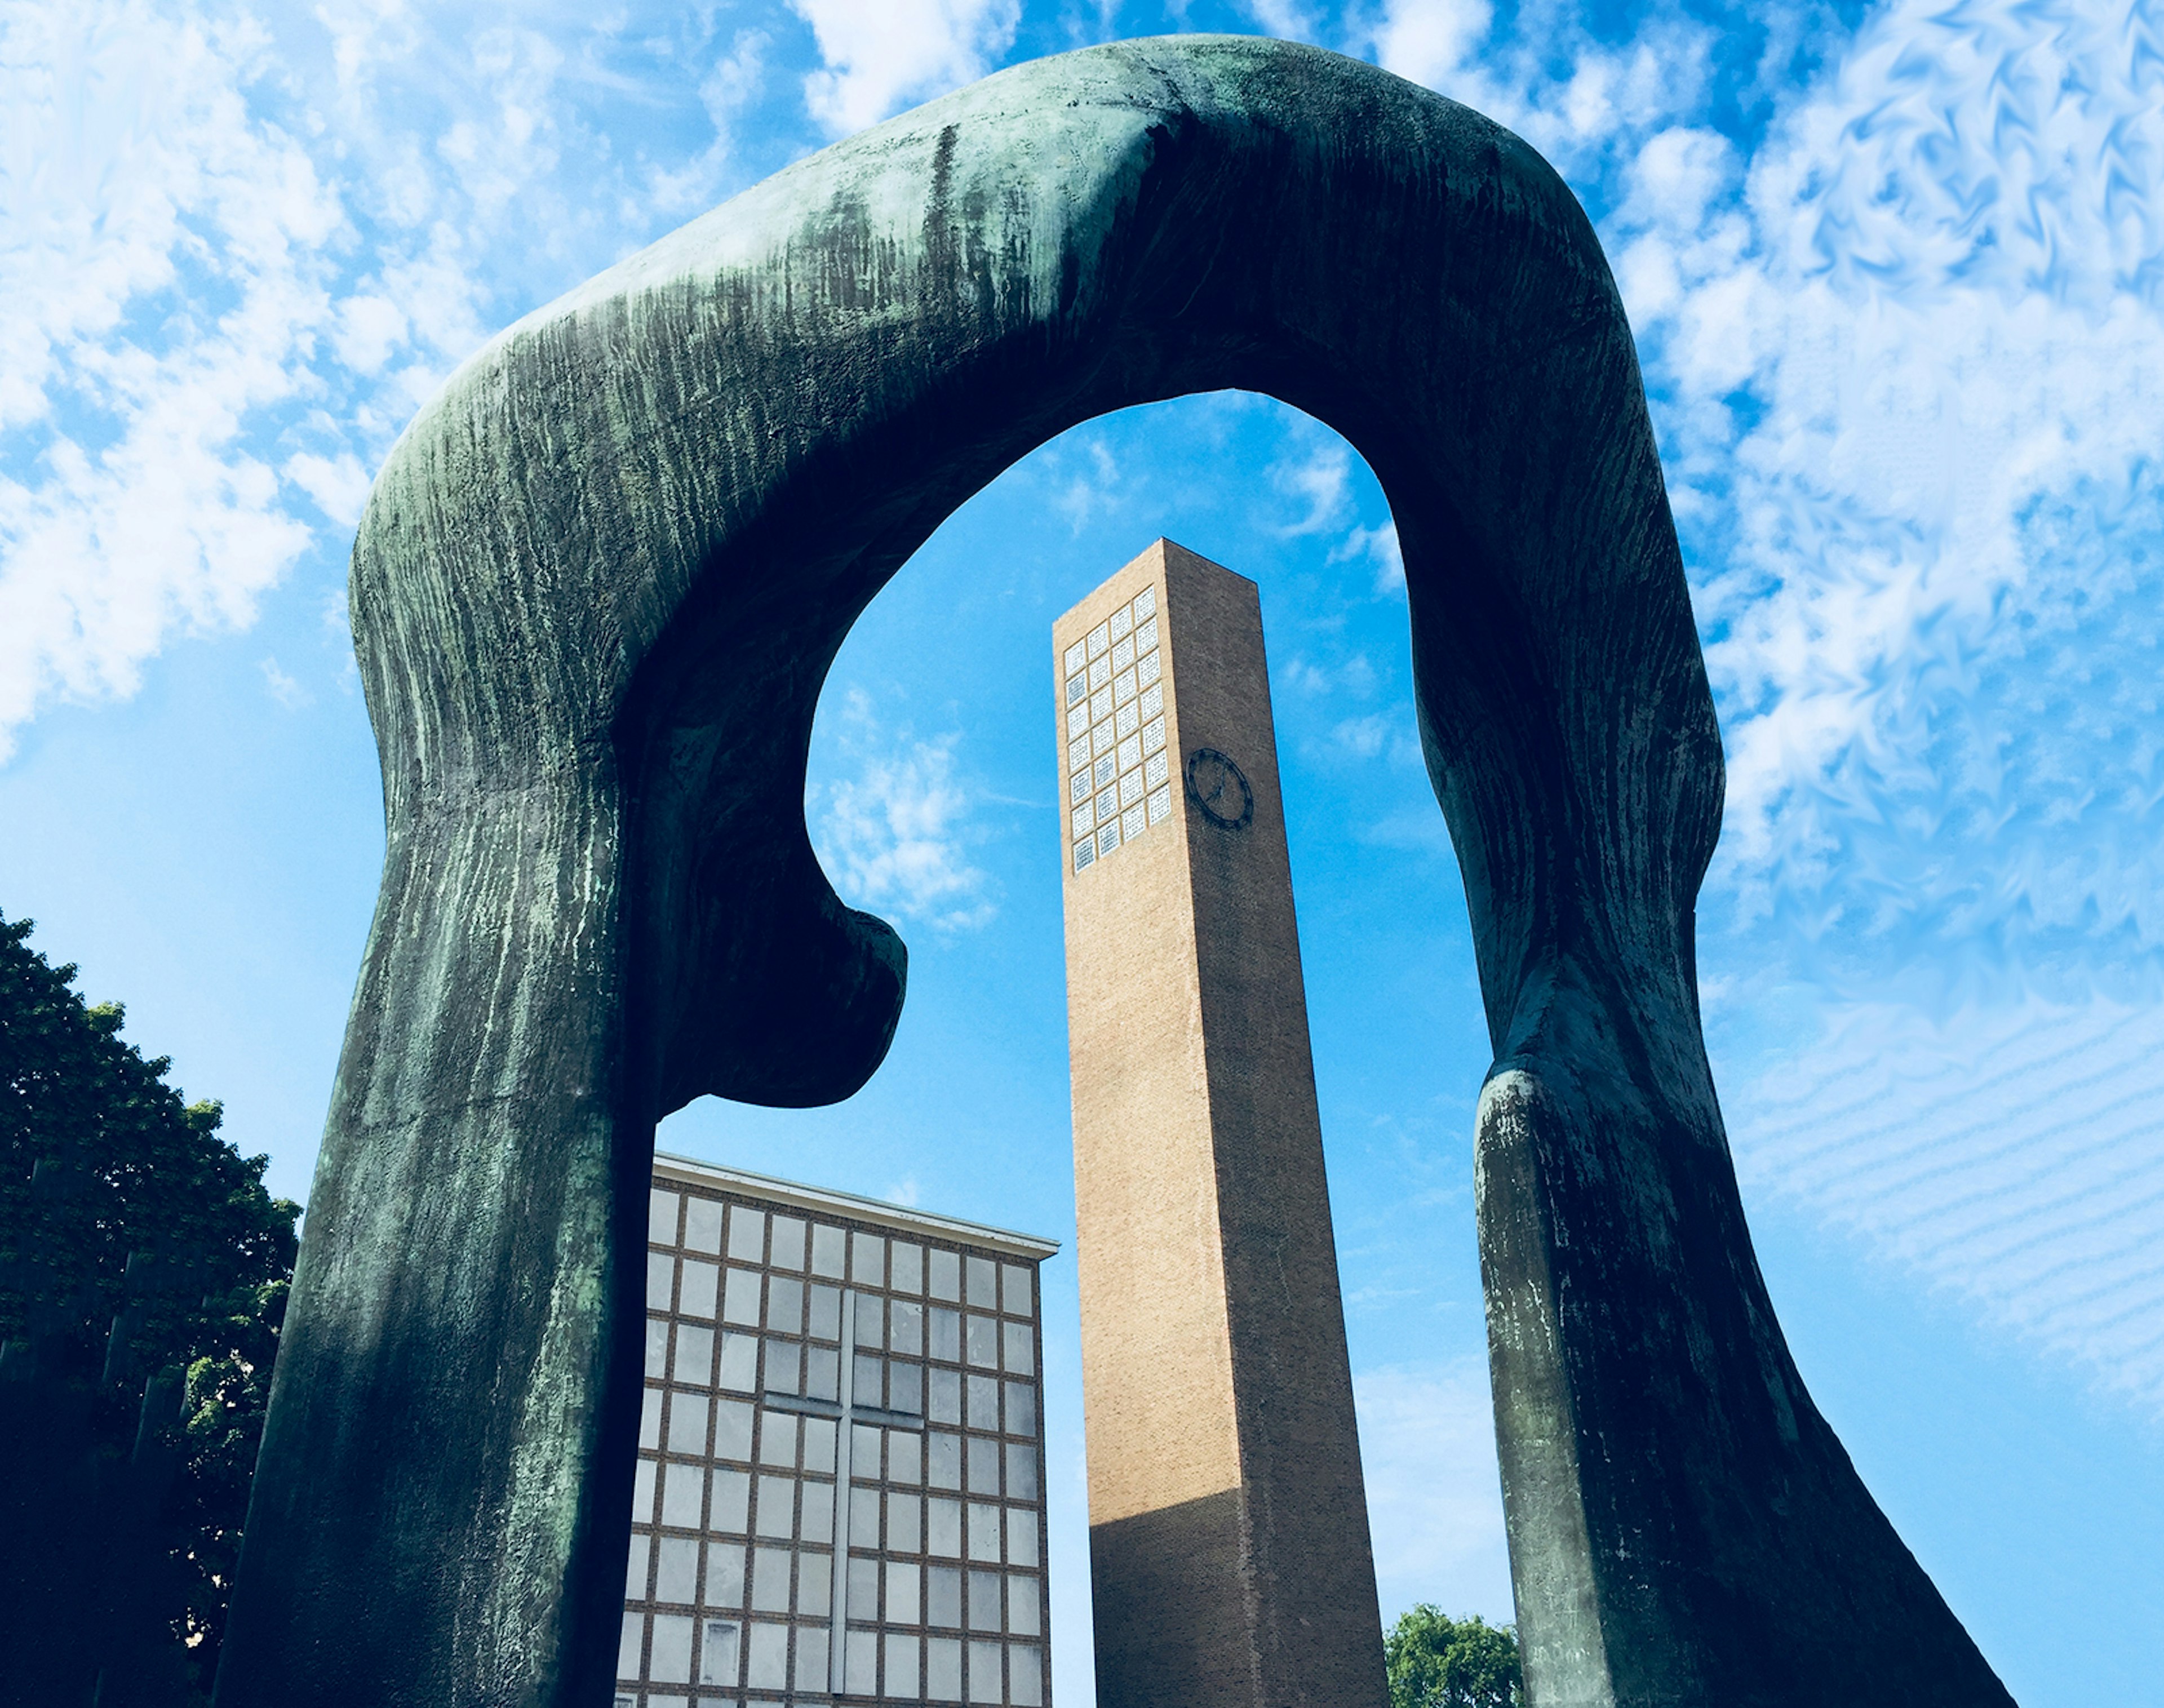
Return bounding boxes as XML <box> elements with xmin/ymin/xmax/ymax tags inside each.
<box><xmin>1057</xmin><ymin>539</ymin><xmax>1386</xmax><ymax>1708</ymax></box>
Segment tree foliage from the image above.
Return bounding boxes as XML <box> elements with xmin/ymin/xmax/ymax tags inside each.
<box><xmin>1386</xmin><ymin>1604</ymin><xmax>1523</xmax><ymax>1708</ymax></box>
<box><xmin>1</xmin><ymin>911</ymin><xmax>300</xmax><ymax>1705</ymax></box>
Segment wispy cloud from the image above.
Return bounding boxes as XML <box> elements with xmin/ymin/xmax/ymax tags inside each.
<box><xmin>813</xmin><ymin>689</ymin><xmax>999</xmax><ymax>932</ymax></box>
<box><xmin>1353</xmin><ymin>1360</ymin><xmax>1512</xmax><ymax>1623</ymax></box>
<box><xmin>790</xmin><ymin>0</ymin><xmax>1021</xmax><ymax>136</ymax></box>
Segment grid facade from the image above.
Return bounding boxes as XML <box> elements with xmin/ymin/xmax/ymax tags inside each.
<box><xmin>619</xmin><ymin>1157</ymin><xmax>1056</xmax><ymax>1708</ymax></box>
<box><xmin>1062</xmin><ymin>580</ymin><xmax>1172</xmax><ymax>873</ymax></box>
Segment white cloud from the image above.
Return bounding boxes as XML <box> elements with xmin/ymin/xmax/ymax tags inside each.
<box><xmin>259</xmin><ymin>654</ymin><xmax>311</xmax><ymax>707</ymax></box>
<box><xmin>1368</xmin><ymin>0</ymin><xmax>1493</xmax><ymax>88</ymax></box>
<box><xmin>1270</xmin><ymin>436</ymin><xmax>1353</xmax><ymax>535</ymax></box>
<box><xmin>1353</xmin><ymin>1360</ymin><xmax>1513</xmax><ymax>1622</ymax></box>
<box><xmin>791</xmin><ymin>0</ymin><xmax>1021</xmax><ymax>136</ymax></box>
<box><xmin>1728</xmin><ymin>996</ymin><xmax>2164</xmax><ymax>1414</ymax></box>
<box><xmin>814</xmin><ymin>690</ymin><xmax>998</xmax><ymax>931</ymax></box>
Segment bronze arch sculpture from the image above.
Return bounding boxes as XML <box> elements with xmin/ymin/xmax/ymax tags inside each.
<box><xmin>215</xmin><ymin>34</ymin><xmax>2015</xmax><ymax>1708</ymax></box>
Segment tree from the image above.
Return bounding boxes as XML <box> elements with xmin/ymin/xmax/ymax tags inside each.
<box><xmin>0</xmin><ymin>911</ymin><xmax>300</xmax><ymax>1706</ymax></box>
<box><xmin>1386</xmin><ymin>1604</ymin><xmax>1523</xmax><ymax>1708</ymax></box>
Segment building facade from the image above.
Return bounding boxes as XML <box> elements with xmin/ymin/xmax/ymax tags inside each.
<box><xmin>1057</xmin><ymin>540</ymin><xmax>1387</xmax><ymax>1708</ymax></box>
<box><xmin>620</xmin><ymin>1154</ymin><xmax>1058</xmax><ymax>1708</ymax></box>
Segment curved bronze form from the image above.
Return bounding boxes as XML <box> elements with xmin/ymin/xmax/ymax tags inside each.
<box><xmin>217</xmin><ymin>35</ymin><xmax>2013</xmax><ymax>1708</ymax></box>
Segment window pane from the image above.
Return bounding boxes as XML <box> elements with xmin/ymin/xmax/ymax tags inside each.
<box><xmin>667</xmin><ymin>1392</ymin><xmax>708</xmax><ymax>1456</ymax></box>
<box><xmin>799</xmin><ymin>1479</ymin><xmax>833</xmax><ymax>1542</ymax></box>
<box><xmin>797</xmin><ymin>1550</ymin><xmax>831</xmax><ymax>1617</ymax></box>
<box><xmin>646</xmin><ymin>1318</ymin><xmax>670</xmax><ymax>1379</ymax></box>
<box><xmin>927</xmin><ymin>1431</ymin><xmax>961</xmax><ymax>1489</ymax></box>
<box><xmin>797</xmin><ymin>1625</ymin><xmax>830</xmax><ymax>1693</ymax></box>
<box><xmin>809</xmin><ymin>1285</ymin><xmax>842</xmax><ymax>1341</ymax></box>
<box><xmin>648</xmin><ymin>1253</ymin><xmax>675</xmax><ymax>1309</ymax></box>
<box><xmin>649</xmin><ymin>1613</ymin><xmax>693</xmax><ymax>1683</ymax></box>
<box><xmin>639</xmin><ymin>1386</ymin><xmax>662</xmax><ymax>1450</ymax></box>
<box><xmin>801</xmin><ymin>1416</ymin><xmax>836</xmax><ymax>1473</ymax></box>
<box><xmin>764</xmin><ymin>1337</ymin><xmax>802</xmax><ymax>1396</ymax></box>
<box><xmin>810</xmin><ymin>1224</ymin><xmax>846</xmax><ymax>1277</ymax></box>
<box><xmin>1001</xmin><ymin>1322</ymin><xmax>1032</xmax><ymax>1376</ymax></box>
<box><xmin>752</xmin><ymin>1474</ymin><xmax>793</xmax><ymax>1538</ymax></box>
<box><xmin>845</xmin><ymin>1628</ymin><xmax>878</xmax><ymax>1695</ymax></box>
<box><xmin>759</xmin><ymin>1413</ymin><xmax>797</xmax><ymax>1469</ymax></box>
<box><xmin>659</xmin><ymin>1463</ymin><xmax>705</xmax><ymax>1528</ymax></box>
<box><xmin>684</xmin><ymin>1196</ymin><xmax>723</xmax><ymax>1255</ymax></box>
<box><xmin>649</xmin><ymin>1191</ymin><xmax>679</xmax><ymax>1246</ymax></box>
<box><xmin>769</xmin><ymin>1214</ymin><xmax>806</xmax><ymax>1270</ymax></box>
<box><xmin>711</xmin><ymin>1469</ymin><xmax>750</xmax><ymax>1533</ymax></box>
<box><xmin>892</xmin><ymin>1242</ymin><xmax>924</xmax><ymax>1294</ymax></box>
<box><xmin>850</xmin><ymin>1231</ymin><xmax>886</xmax><ymax>1286</ymax></box>
<box><xmin>888</xmin><ymin>1490</ymin><xmax>923</xmax><ymax>1552</ymax></box>
<box><xmin>850</xmin><ymin>1484</ymin><xmax>881</xmax><ymax>1547</ymax></box>
<box><xmin>722</xmin><ymin>1268</ymin><xmax>762</xmax><ymax>1326</ymax></box>
<box><xmin>700</xmin><ymin>1620</ymin><xmax>740</xmax><ymax>1687</ymax></box>
<box><xmin>856</xmin><ymin>1354</ymin><xmax>885</xmax><ymax>1404</ymax></box>
<box><xmin>704</xmin><ymin>1543</ymin><xmax>746</xmax><ymax>1608</ymax></box>
<box><xmin>890</xmin><ymin>1428</ymin><xmax>922</xmax><ymax>1485</ymax></box>
<box><xmin>1004</xmin><ymin>1443</ymin><xmax>1037</xmax><ymax>1501</ymax></box>
<box><xmin>890</xmin><ymin>1360</ymin><xmax>924</xmax><ymax>1415</ymax></box>
<box><xmin>966</xmin><ymin>1435</ymin><xmax>1001</xmax><ymax>1497</ymax></box>
<box><xmin>806</xmin><ymin>1346</ymin><xmax>840</xmax><ymax>1401</ymax></box>
<box><xmin>966</xmin><ymin>1567</ymin><xmax>1001</xmax><ymax>1632</ymax></box>
<box><xmin>618</xmin><ymin>1612</ymin><xmax>644</xmax><ymax>1682</ymax></box>
<box><xmin>966</xmin><ymin>1638</ymin><xmax>1003</xmax><ymax>1703</ymax></box>
<box><xmin>766</xmin><ymin>1275</ymin><xmax>804</xmax><ymax>1333</ymax></box>
<box><xmin>1005</xmin><ymin>1383</ymin><xmax>1036</xmax><ymax>1438</ymax></box>
<box><xmin>930</xmin><ymin>1309</ymin><xmax>961</xmax><ymax>1363</ymax></box>
<box><xmin>929</xmin><ymin>1368</ymin><xmax>961</xmax><ymax>1426</ymax></box>
<box><xmin>679</xmin><ymin>1259</ymin><xmax>718</xmax><ymax>1319</ymax></box>
<box><xmin>928</xmin><ymin>1636</ymin><xmax>963</xmax><ymax>1703</ymax></box>
<box><xmin>626</xmin><ymin>1532</ymin><xmax>650</xmax><ymax>1600</ymax></box>
<box><xmin>927</xmin><ymin>1496</ymin><xmax>963</xmax><ymax>1557</ymax></box>
<box><xmin>1005</xmin><ymin>1508</ymin><xmax>1037</xmax><ymax>1568</ymax></box>
<box><xmin>929</xmin><ymin>1248</ymin><xmax>961</xmax><ymax>1301</ymax></box>
<box><xmin>715</xmin><ymin>1399</ymin><xmax>754</xmax><ymax>1462</ymax></box>
<box><xmin>887</xmin><ymin>1632</ymin><xmax>922</xmax><ymax>1700</ymax></box>
<box><xmin>967</xmin><ymin>1375</ymin><xmax>998</xmax><ymax>1431</ymax></box>
<box><xmin>1006</xmin><ymin>1575</ymin><xmax>1040</xmax><ymax>1637</ymax></box>
<box><xmin>726</xmin><ymin>1206</ymin><xmax>765</xmax><ymax>1263</ymax></box>
<box><xmin>717</xmin><ymin>1333</ymin><xmax>756</xmax><ymax>1392</ymax></box>
<box><xmin>744</xmin><ymin>1622</ymin><xmax>787</xmax><ymax>1689</ymax></box>
<box><xmin>1010</xmin><ymin>1643</ymin><xmax>1043</xmax><ymax>1706</ymax></box>
<box><xmin>965</xmin><ymin>1502</ymin><xmax>1001</xmax><ymax>1562</ymax></box>
<box><xmin>671</xmin><ymin>1325</ymin><xmax>712</xmax><ymax>1386</ymax></box>
<box><xmin>927</xmin><ymin>1565</ymin><xmax>963</xmax><ymax>1627</ymax></box>
<box><xmin>848</xmin><ymin>1554</ymin><xmax>880</xmax><ymax>1618</ymax></box>
<box><xmin>964</xmin><ymin>1315</ymin><xmax>997</xmax><ymax>1368</ymax></box>
<box><xmin>633</xmin><ymin>1457</ymin><xmax>657</xmax><ymax>1523</ymax></box>
<box><xmin>750</xmin><ymin>1546</ymin><xmax>792</xmax><ymax>1613</ymax></box>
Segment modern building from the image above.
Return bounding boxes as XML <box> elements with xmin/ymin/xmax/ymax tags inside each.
<box><xmin>620</xmin><ymin>1153</ymin><xmax>1059</xmax><ymax>1708</ymax></box>
<box><xmin>1056</xmin><ymin>540</ymin><xmax>1387</xmax><ymax>1708</ymax></box>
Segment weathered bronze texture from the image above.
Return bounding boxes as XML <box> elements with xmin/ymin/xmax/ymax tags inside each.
<box><xmin>215</xmin><ymin>34</ymin><xmax>2014</xmax><ymax>1708</ymax></box>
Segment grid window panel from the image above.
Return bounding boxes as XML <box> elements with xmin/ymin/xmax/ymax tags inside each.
<box><xmin>848</xmin><ymin>1553</ymin><xmax>880</xmax><ymax>1617</ymax></box>
<box><xmin>750</xmin><ymin>1546</ymin><xmax>792</xmax><ymax>1613</ymax></box>
<box><xmin>1139</xmin><ymin>681</ymin><xmax>1163</xmax><ymax>720</ymax></box>
<box><xmin>660</xmin><ymin>1463</ymin><xmax>706</xmax><ymax>1529</ymax></box>
<box><xmin>1005</xmin><ymin>1383</ymin><xmax>1036</xmax><ymax>1439</ymax></box>
<box><xmin>765</xmin><ymin>1337</ymin><xmax>802</xmax><ymax>1395</ymax></box>
<box><xmin>648</xmin><ymin>1253</ymin><xmax>675</xmax><ymax>1308</ymax></box>
<box><xmin>650</xmin><ymin>1614</ymin><xmax>694</xmax><ymax>1683</ymax></box>
<box><xmin>645</xmin><ymin>1319</ymin><xmax>670</xmax><ymax>1379</ymax></box>
<box><xmin>1088</xmin><ymin>622</ymin><xmax>1110</xmax><ymax>658</ymax></box>
<box><xmin>965</xmin><ymin>1315</ymin><xmax>997</xmax><ymax>1368</ymax></box>
<box><xmin>809</xmin><ymin>1285</ymin><xmax>843</xmax><ymax>1341</ymax></box>
<box><xmin>1089</xmin><ymin>654</ymin><xmax>1111</xmax><ymax>691</ymax></box>
<box><xmin>1137</xmin><ymin>609</ymin><xmax>1158</xmax><ymax>644</ymax></box>
<box><xmin>1091</xmin><ymin>718</ymin><xmax>1115</xmax><ymax>758</ymax></box>
<box><xmin>701</xmin><ymin>1619</ymin><xmax>742</xmax><ymax>1687</ymax></box>
<box><xmin>1072</xmin><ymin>838</ymin><xmax>1094</xmax><ymax>874</ymax></box>
<box><xmin>1068</xmin><ymin>762</ymin><xmax>1090</xmax><ymax>802</ymax></box>
<box><xmin>928</xmin><ymin>1497</ymin><xmax>963</xmax><ymax>1557</ymax></box>
<box><xmin>680</xmin><ymin>1260</ymin><xmax>719</xmax><ymax>1319</ymax></box>
<box><xmin>1001</xmin><ymin>1322</ymin><xmax>1032</xmax><ymax>1374</ymax></box>
<box><xmin>619</xmin><ymin>1612</ymin><xmax>645</xmax><ymax>1682</ymax></box>
<box><xmin>1148</xmin><ymin>784</ymin><xmax>1173</xmax><ymax>824</ymax></box>
<box><xmin>1065</xmin><ymin>671</ymin><xmax>1087</xmax><ymax>707</ymax></box>
<box><xmin>752</xmin><ymin>1474</ymin><xmax>794</xmax><ymax>1538</ymax></box>
<box><xmin>967</xmin><ymin>1376</ymin><xmax>999</xmax><ymax>1432</ymax></box>
<box><xmin>798</xmin><ymin>1551</ymin><xmax>831</xmax><ymax>1617</ymax></box>
<box><xmin>626</xmin><ymin>1533</ymin><xmax>651</xmax><ymax>1600</ymax></box>
<box><xmin>744</xmin><ymin>1622</ymin><xmax>788</xmax><ymax>1691</ymax></box>
<box><xmin>1093</xmin><ymin>752</ymin><xmax>1117</xmax><ymax>789</ymax></box>
<box><xmin>765</xmin><ymin>1275</ymin><xmax>804</xmax><ymax>1333</ymax></box>
<box><xmin>1006</xmin><ymin>1509</ymin><xmax>1038</xmax><ymax>1568</ymax></box>
<box><xmin>684</xmin><ymin>1196</ymin><xmax>724</xmax><ymax>1255</ymax></box>
<box><xmin>1110</xmin><ymin>604</ymin><xmax>1132</xmax><ymax>642</ymax></box>
<box><xmin>966</xmin><ymin>1638</ymin><xmax>1003</xmax><ymax>1703</ymax></box>
<box><xmin>1071</xmin><ymin>801</ymin><xmax>1095</xmax><ymax>839</ymax></box>
<box><xmin>890</xmin><ymin>1431</ymin><xmax>923</xmax><ymax>1487</ymax></box>
<box><xmin>846</xmin><ymin>1628</ymin><xmax>879</xmax><ymax>1694</ymax></box>
<box><xmin>1138</xmin><ymin>650</ymin><xmax>1161</xmax><ymax>689</ymax></box>
<box><xmin>890</xmin><ymin>1361</ymin><xmax>924</xmax><ymax>1414</ymax></box>
<box><xmin>759</xmin><ymin>1413</ymin><xmax>797</xmax><ymax>1469</ymax></box>
<box><xmin>855</xmin><ymin>1294</ymin><xmax>885</xmax><ymax>1348</ymax></box>
<box><xmin>639</xmin><ymin>1387</ymin><xmax>662</xmax><ymax>1450</ymax></box>
<box><xmin>1112</xmin><ymin>634</ymin><xmax>1134</xmax><ymax>671</ymax></box>
<box><xmin>1115</xmin><ymin>696</ymin><xmax>1138</xmax><ymax>735</ymax></box>
<box><xmin>711</xmin><ymin>1469</ymin><xmax>750</xmax><ymax>1533</ymax></box>
<box><xmin>802</xmin><ymin>1416</ymin><xmax>836</xmax><ymax>1473</ymax></box>
<box><xmin>1145</xmin><ymin>749</ymin><xmax>1168</xmax><ymax>790</ymax></box>
<box><xmin>1119</xmin><ymin>769</ymin><xmax>1143</xmax><ymax>809</ymax></box>
<box><xmin>927</xmin><ymin>1564</ymin><xmax>963</xmax><ymax>1627</ymax></box>
<box><xmin>726</xmin><ymin>1208</ymin><xmax>765</xmax><ymax>1263</ymax></box>
<box><xmin>1115</xmin><ymin>668</ymin><xmax>1137</xmax><ymax>708</ymax></box>
<box><xmin>1063</xmin><ymin>640</ymin><xmax>1085</xmax><ymax>675</ymax></box>
<box><xmin>718</xmin><ymin>1333</ymin><xmax>757</xmax><ymax>1392</ymax></box>
<box><xmin>852</xmin><ymin>1231</ymin><xmax>886</xmax><ymax>1286</ymax></box>
<box><xmin>928</xmin><ymin>1635</ymin><xmax>963</xmax><ymax>1702</ymax></box>
<box><xmin>966</xmin><ymin>1435</ymin><xmax>1001</xmax><ymax>1497</ymax></box>
<box><xmin>807</xmin><ymin>1346</ymin><xmax>840</xmax><ymax>1401</ymax></box>
<box><xmin>1121</xmin><ymin>804</ymin><xmax>1145</xmax><ymax>842</ymax></box>
<box><xmin>649</xmin><ymin>1191</ymin><xmax>680</xmax><ymax>1246</ymax></box>
<box><xmin>633</xmin><ymin>1458</ymin><xmax>658</xmax><ymax>1523</ymax></box>
<box><xmin>1010</xmin><ymin>1643</ymin><xmax>1043</xmax><ymax>1706</ymax></box>
<box><xmin>892</xmin><ymin>1300</ymin><xmax>924</xmax><ymax>1355</ymax></box>
<box><xmin>928</xmin><ymin>1430</ymin><xmax>961</xmax><ymax>1486</ymax></box>
<box><xmin>716</xmin><ymin>1399</ymin><xmax>755</xmax><ymax>1462</ymax></box>
<box><xmin>888</xmin><ymin>1632</ymin><xmax>923</xmax><ymax>1701</ymax></box>
<box><xmin>672</xmin><ymin>1325</ymin><xmax>713</xmax><ymax>1386</ymax></box>
<box><xmin>811</xmin><ymin>1225</ymin><xmax>846</xmax><ymax>1277</ymax></box>
<box><xmin>966</xmin><ymin>1503</ymin><xmax>1001</xmax><ymax>1561</ymax></box>
<box><xmin>1118</xmin><ymin>732</ymin><xmax>1143</xmax><ymax>771</ymax></box>
<box><xmin>1097</xmin><ymin>819</ymin><xmax>1121</xmax><ymax>857</ymax></box>
<box><xmin>966</xmin><ymin>1568</ymin><xmax>1001</xmax><ymax>1632</ymax></box>
<box><xmin>722</xmin><ymin>1268</ymin><xmax>762</xmax><ymax>1325</ymax></box>
<box><xmin>888</xmin><ymin>1559</ymin><xmax>923</xmax><ymax>1623</ymax></box>
<box><xmin>799</xmin><ymin>1480</ymin><xmax>835</xmax><ymax>1541</ymax></box>
<box><xmin>851</xmin><ymin>1484</ymin><xmax>881</xmax><ymax>1543</ymax></box>
<box><xmin>930</xmin><ymin>1309</ymin><xmax>961</xmax><ymax>1362</ymax></box>
<box><xmin>887</xmin><ymin>1491</ymin><xmax>924</xmax><ymax>1552</ymax></box>
<box><xmin>797</xmin><ymin>1624</ymin><xmax>830</xmax><ymax>1692</ymax></box>
<box><xmin>706</xmin><ymin>1543</ymin><xmax>747</xmax><ymax>1608</ymax></box>
<box><xmin>667</xmin><ymin>1392</ymin><xmax>708</xmax><ymax>1456</ymax></box>
<box><xmin>1004</xmin><ymin>1444</ymin><xmax>1037</xmax><ymax>1502</ymax></box>
<box><xmin>769</xmin><ymin>1214</ymin><xmax>806</xmax><ymax>1271</ymax></box>
<box><xmin>1006</xmin><ymin>1576</ymin><xmax>1040</xmax><ymax>1638</ymax></box>
<box><xmin>1136</xmin><ymin>586</ymin><xmax>1156</xmax><ymax>618</ymax></box>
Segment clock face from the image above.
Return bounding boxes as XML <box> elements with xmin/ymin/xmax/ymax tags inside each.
<box><xmin>1184</xmin><ymin>747</ymin><xmax>1254</xmax><ymax>829</ymax></box>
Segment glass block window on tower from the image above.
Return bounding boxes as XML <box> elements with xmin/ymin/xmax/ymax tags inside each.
<box><xmin>1061</xmin><ymin>583</ymin><xmax>1170</xmax><ymax>875</ymax></box>
<box><xmin>621</xmin><ymin>1153</ymin><xmax>1059</xmax><ymax>1708</ymax></box>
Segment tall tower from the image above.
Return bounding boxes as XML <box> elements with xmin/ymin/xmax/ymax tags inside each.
<box><xmin>1054</xmin><ymin>539</ymin><xmax>1385</xmax><ymax>1708</ymax></box>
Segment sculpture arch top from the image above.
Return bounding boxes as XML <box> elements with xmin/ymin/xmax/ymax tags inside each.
<box><xmin>351</xmin><ymin>31</ymin><xmax>1718</xmax><ymax>1116</ymax></box>
<box><xmin>221</xmin><ymin>34</ymin><xmax>2013</xmax><ymax>1708</ymax></box>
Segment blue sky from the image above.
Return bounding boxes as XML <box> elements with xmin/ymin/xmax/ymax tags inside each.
<box><xmin>5</xmin><ymin>0</ymin><xmax>2163</xmax><ymax>1701</ymax></box>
